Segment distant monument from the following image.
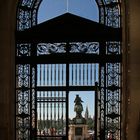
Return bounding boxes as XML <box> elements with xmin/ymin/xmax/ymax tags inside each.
<box><xmin>74</xmin><ymin>95</ymin><xmax>83</xmax><ymax>117</ymax></box>
<box><xmin>72</xmin><ymin>95</ymin><xmax>86</xmax><ymax>124</ymax></box>
<box><xmin>69</xmin><ymin>95</ymin><xmax>89</xmax><ymax>140</ymax></box>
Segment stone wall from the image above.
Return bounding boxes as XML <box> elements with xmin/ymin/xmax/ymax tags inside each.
<box><xmin>0</xmin><ymin>0</ymin><xmax>17</xmax><ymax>140</ymax></box>
<box><xmin>126</xmin><ymin>0</ymin><xmax>140</xmax><ymax>140</ymax></box>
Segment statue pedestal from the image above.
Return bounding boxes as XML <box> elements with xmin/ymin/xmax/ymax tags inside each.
<box><xmin>69</xmin><ymin>125</ymin><xmax>89</xmax><ymax>140</ymax></box>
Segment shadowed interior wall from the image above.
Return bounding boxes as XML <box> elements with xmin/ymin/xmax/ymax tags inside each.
<box><xmin>0</xmin><ymin>0</ymin><xmax>140</xmax><ymax>140</ymax></box>
<box><xmin>126</xmin><ymin>0</ymin><xmax>140</xmax><ymax>140</ymax></box>
<box><xmin>0</xmin><ymin>0</ymin><xmax>17</xmax><ymax>139</ymax></box>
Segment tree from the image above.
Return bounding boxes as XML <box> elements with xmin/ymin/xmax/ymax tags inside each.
<box><xmin>87</xmin><ymin>117</ymin><xmax>94</xmax><ymax>130</ymax></box>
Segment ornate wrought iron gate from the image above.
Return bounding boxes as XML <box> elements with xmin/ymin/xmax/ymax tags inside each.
<box><xmin>16</xmin><ymin>42</ymin><xmax>100</xmax><ymax>139</ymax></box>
<box><xmin>96</xmin><ymin>1</ymin><xmax>122</xmax><ymax>139</ymax></box>
<box><xmin>16</xmin><ymin>0</ymin><xmax>122</xmax><ymax>140</ymax></box>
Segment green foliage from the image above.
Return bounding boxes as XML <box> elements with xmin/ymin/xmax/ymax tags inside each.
<box><xmin>86</xmin><ymin>117</ymin><xmax>94</xmax><ymax>130</ymax></box>
<box><xmin>37</xmin><ymin>117</ymin><xmax>95</xmax><ymax>131</ymax></box>
<box><xmin>37</xmin><ymin>119</ymin><xmax>66</xmax><ymax>130</ymax></box>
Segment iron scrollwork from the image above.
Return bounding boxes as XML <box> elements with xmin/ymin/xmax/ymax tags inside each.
<box><xmin>17</xmin><ymin>44</ymin><xmax>31</xmax><ymax>56</ymax></box>
<box><xmin>21</xmin><ymin>0</ymin><xmax>34</xmax><ymax>7</ymax></box>
<box><xmin>96</xmin><ymin>0</ymin><xmax>121</xmax><ymax>139</ymax></box>
<box><xmin>69</xmin><ymin>42</ymin><xmax>99</xmax><ymax>54</ymax></box>
<box><xmin>17</xmin><ymin>9</ymin><xmax>31</xmax><ymax>31</ymax></box>
<box><xmin>106</xmin><ymin>41</ymin><xmax>121</xmax><ymax>55</ymax></box>
<box><xmin>37</xmin><ymin>43</ymin><xmax>66</xmax><ymax>55</ymax></box>
<box><xmin>16</xmin><ymin>64</ymin><xmax>31</xmax><ymax>139</ymax></box>
<box><xmin>106</xmin><ymin>63</ymin><xmax>121</xmax><ymax>139</ymax></box>
<box><xmin>16</xmin><ymin>0</ymin><xmax>41</xmax><ymax>138</ymax></box>
<box><xmin>104</xmin><ymin>1</ymin><xmax>121</xmax><ymax>139</ymax></box>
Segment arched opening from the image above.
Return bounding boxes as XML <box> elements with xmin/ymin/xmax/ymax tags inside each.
<box><xmin>38</xmin><ymin>0</ymin><xmax>99</xmax><ymax>23</ymax></box>
<box><xmin>16</xmin><ymin>0</ymin><xmax>122</xmax><ymax>139</ymax></box>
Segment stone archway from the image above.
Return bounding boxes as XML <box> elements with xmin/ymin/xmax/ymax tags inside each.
<box><xmin>1</xmin><ymin>1</ymin><xmax>140</xmax><ymax>140</ymax></box>
<box><xmin>15</xmin><ymin>0</ymin><xmax>122</xmax><ymax>140</ymax></box>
